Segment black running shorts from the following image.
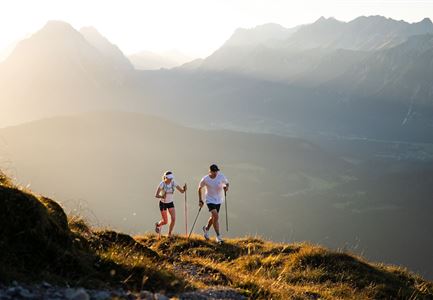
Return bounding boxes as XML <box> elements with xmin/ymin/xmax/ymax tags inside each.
<box><xmin>207</xmin><ymin>203</ymin><xmax>221</xmax><ymax>212</ymax></box>
<box><xmin>159</xmin><ymin>201</ymin><xmax>174</xmax><ymax>211</ymax></box>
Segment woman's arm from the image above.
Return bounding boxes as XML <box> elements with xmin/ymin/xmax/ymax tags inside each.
<box><xmin>176</xmin><ymin>183</ymin><xmax>187</xmax><ymax>193</ymax></box>
<box><xmin>155</xmin><ymin>186</ymin><xmax>164</xmax><ymax>199</ymax></box>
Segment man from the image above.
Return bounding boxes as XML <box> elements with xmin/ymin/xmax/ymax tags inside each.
<box><xmin>198</xmin><ymin>164</ymin><xmax>229</xmax><ymax>243</ymax></box>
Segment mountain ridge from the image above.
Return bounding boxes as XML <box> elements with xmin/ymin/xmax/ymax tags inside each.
<box><xmin>79</xmin><ymin>26</ymin><xmax>134</xmax><ymax>71</ymax></box>
<box><xmin>0</xmin><ymin>20</ymin><xmax>133</xmax><ymax>127</ymax></box>
<box><xmin>1</xmin><ymin>17</ymin><xmax>433</xmax><ymax>141</ymax></box>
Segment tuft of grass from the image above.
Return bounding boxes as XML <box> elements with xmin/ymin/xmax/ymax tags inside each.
<box><xmin>68</xmin><ymin>215</ymin><xmax>92</xmax><ymax>235</ymax></box>
<box><xmin>0</xmin><ymin>170</ymin><xmax>13</xmax><ymax>186</ymax></box>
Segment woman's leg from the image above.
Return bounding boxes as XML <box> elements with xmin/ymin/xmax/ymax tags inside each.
<box><xmin>168</xmin><ymin>207</ymin><xmax>176</xmax><ymax>236</ymax></box>
<box><xmin>158</xmin><ymin>209</ymin><xmax>168</xmax><ymax>227</ymax></box>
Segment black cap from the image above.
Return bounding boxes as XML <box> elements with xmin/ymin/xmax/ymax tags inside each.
<box><xmin>209</xmin><ymin>164</ymin><xmax>220</xmax><ymax>172</ymax></box>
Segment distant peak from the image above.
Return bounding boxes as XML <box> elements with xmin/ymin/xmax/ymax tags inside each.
<box><xmin>34</xmin><ymin>20</ymin><xmax>79</xmax><ymax>38</ymax></box>
<box><xmin>255</xmin><ymin>23</ymin><xmax>285</xmax><ymax>29</ymax></box>
<box><xmin>350</xmin><ymin>15</ymin><xmax>396</xmax><ymax>24</ymax></box>
<box><xmin>80</xmin><ymin>26</ymin><xmax>101</xmax><ymax>35</ymax></box>
<box><xmin>41</xmin><ymin>20</ymin><xmax>75</xmax><ymax>31</ymax></box>
<box><xmin>419</xmin><ymin>17</ymin><xmax>433</xmax><ymax>25</ymax></box>
<box><xmin>314</xmin><ymin>16</ymin><xmax>341</xmax><ymax>24</ymax></box>
<box><xmin>367</xmin><ymin>15</ymin><xmax>387</xmax><ymax>20</ymax></box>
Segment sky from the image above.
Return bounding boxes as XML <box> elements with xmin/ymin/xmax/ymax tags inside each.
<box><xmin>0</xmin><ymin>0</ymin><xmax>432</xmax><ymax>58</ymax></box>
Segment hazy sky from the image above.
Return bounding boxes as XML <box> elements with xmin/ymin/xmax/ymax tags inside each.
<box><xmin>1</xmin><ymin>0</ymin><xmax>432</xmax><ymax>58</ymax></box>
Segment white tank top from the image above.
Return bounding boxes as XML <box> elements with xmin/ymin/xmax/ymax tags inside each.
<box><xmin>159</xmin><ymin>180</ymin><xmax>177</xmax><ymax>203</ymax></box>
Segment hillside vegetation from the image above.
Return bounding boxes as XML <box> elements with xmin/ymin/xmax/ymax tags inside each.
<box><xmin>0</xmin><ymin>171</ymin><xmax>432</xmax><ymax>299</ymax></box>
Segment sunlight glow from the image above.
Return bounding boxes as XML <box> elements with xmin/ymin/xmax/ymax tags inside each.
<box><xmin>0</xmin><ymin>0</ymin><xmax>432</xmax><ymax>58</ymax></box>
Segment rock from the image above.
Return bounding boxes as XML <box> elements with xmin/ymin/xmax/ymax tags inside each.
<box><xmin>179</xmin><ymin>288</ymin><xmax>247</xmax><ymax>300</ymax></box>
<box><xmin>125</xmin><ymin>290</ymin><xmax>137</xmax><ymax>300</ymax></box>
<box><xmin>93</xmin><ymin>291</ymin><xmax>111</xmax><ymax>300</ymax></box>
<box><xmin>5</xmin><ymin>286</ymin><xmax>36</xmax><ymax>299</ymax></box>
<box><xmin>154</xmin><ymin>293</ymin><xmax>170</xmax><ymax>300</ymax></box>
<box><xmin>6</xmin><ymin>286</ymin><xmax>22</xmax><ymax>297</ymax></box>
<box><xmin>52</xmin><ymin>291</ymin><xmax>64</xmax><ymax>298</ymax></box>
<box><xmin>65</xmin><ymin>288</ymin><xmax>90</xmax><ymax>300</ymax></box>
<box><xmin>18</xmin><ymin>287</ymin><xmax>34</xmax><ymax>298</ymax></box>
<box><xmin>140</xmin><ymin>290</ymin><xmax>154</xmax><ymax>300</ymax></box>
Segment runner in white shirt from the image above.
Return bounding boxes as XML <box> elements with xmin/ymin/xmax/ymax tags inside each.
<box><xmin>198</xmin><ymin>164</ymin><xmax>229</xmax><ymax>243</ymax></box>
<box><xmin>154</xmin><ymin>171</ymin><xmax>187</xmax><ymax>237</ymax></box>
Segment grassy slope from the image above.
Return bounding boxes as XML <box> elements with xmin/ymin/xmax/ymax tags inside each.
<box><xmin>1</xmin><ymin>171</ymin><xmax>432</xmax><ymax>299</ymax></box>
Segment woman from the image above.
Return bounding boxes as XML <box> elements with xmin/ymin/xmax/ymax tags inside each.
<box><xmin>154</xmin><ymin>171</ymin><xmax>187</xmax><ymax>236</ymax></box>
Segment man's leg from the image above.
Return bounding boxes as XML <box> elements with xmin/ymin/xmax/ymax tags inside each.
<box><xmin>206</xmin><ymin>214</ymin><xmax>213</xmax><ymax>231</ymax></box>
<box><xmin>209</xmin><ymin>209</ymin><xmax>220</xmax><ymax>236</ymax></box>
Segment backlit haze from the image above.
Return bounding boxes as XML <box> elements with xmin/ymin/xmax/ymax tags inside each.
<box><xmin>1</xmin><ymin>0</ymin><xmax>433</xmax><ymax>281</ymax></box>
<box><xmin>1</xmin><ymin>0</ymin><xmax>432</xmax><ymax>58</ymax></box>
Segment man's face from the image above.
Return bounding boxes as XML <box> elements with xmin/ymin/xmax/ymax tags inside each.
<box><xmin>209</xmin><ymin>170</ymin><xmax>218</xmax><ymax>177</ymax></box>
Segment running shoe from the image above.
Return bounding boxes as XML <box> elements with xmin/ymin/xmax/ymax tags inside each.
<box><xmin>202</xmin><ymin>226</ymin><xmax>210</xmax><ymax>240</ymax></box>
<box><xmin>216</xmin><ymin>235</ymin><xmax>224</xmax><ymax>243</ymax></box>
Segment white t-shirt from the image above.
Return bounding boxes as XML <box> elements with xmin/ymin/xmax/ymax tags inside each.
<box><xmin>199</xmin><ymin>173</ymin><xmax>229</xmax><ymax>204</ymax></box>
<box><xmin>158</xmin><ymin>180</ymin><xmax>178</xmax><ymax>203</ymax></box>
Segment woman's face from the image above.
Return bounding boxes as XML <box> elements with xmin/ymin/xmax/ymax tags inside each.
<box><xmin>164</xmin><ymin>177</ymin><xmax>172</xmax><ymax>184</ymax></box>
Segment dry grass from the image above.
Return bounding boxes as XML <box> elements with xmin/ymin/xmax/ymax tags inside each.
<box><xmin>134</xmin><ymin>235</ymin><xmax>433</xmax><ymax>299</ymax></box>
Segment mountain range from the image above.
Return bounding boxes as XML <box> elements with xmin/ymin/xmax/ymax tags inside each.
<box><xmin>195</xmin><ymin>16</ymin><xmax>433</xmax><ymax>101</ymax></box>
<box><xmin>1</xmin><ymin>16</ymin><xmax>433</xmax><ymax>143</ymax></box>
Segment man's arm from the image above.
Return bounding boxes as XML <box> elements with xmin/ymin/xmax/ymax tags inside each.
<box><xmin>198</xmin><ymin>186</ymin><xmax>204</xmax><ymax>207</ymax></box>
<box><xmin>222</xmin><ymin>175</ymin><xmax>229</xmax><ymax>192</ymax></box>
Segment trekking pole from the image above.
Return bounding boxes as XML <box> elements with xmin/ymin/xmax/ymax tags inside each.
<box><xmin>225</xmin><ymin>190</ymin><xmax>229</xmax><ymax>232</ymax></box>
<box><xmin>184</xmin><ymin>183</ymin><xmax>188</xmax><ymax>237</ymax></box>
<box><xmin>188</xmin><ymin>206</ymin><xmax>202</xmax><ymax>239</ymax></box>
